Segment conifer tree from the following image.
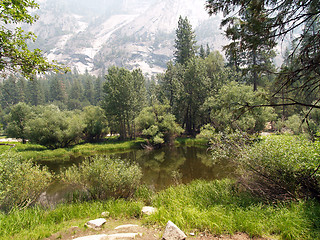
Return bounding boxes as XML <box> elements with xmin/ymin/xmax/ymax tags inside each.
<box><xmin>174</xmin><ymin>16</ymin><xmax>197</xmax><ymax>65</ymax></box>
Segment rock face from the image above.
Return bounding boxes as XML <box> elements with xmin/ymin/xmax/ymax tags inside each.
<box><xmin>85</xmin><ymin>218</ymin><xmax>107</xmax><ymax>229</ymax></box>
<box><xmin>24</xmin><ymin>0</ymin><xmax>224</xmax><ymax>75</ymax></box>
<box><xmin>162</xmin><ymin>221</ymin><xmax>187</xmax><ymax>240</ymax></box>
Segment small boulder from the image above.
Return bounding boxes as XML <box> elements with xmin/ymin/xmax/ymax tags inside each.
<box><xmin>162</xmin><ymin>221</ymin><xmax>187</xmax><ymax>240</ymax></box>
<box><xmin>141</xmin><ymin>206</ymin><xmax>157</xmax><ymax>215</ymax></box>
<box><xmin>85</xmin><ymin>218</ymin><xmax>107</xmax><ymax>229</ymax></box>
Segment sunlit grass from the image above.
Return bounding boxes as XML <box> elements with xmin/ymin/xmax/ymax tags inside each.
<box><xmin>146</xmin><ymin>179</ymin><xmax>320</xmax><ymax>240</ymax></box>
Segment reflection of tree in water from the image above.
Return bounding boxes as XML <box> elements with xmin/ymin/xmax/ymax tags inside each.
<box><xmin>198</xmin><ymin>150</ymin><xmax>236</xmax><ymax>180</ymax></box>
<box><xmin>136</xmin><ymin>148</ymin><xmax>187</xmax><ymax>190</ymax></box>
<box><xmin>106</xmin><ymin>146</ymin><xmax>236</xmax><ymax>190</ymax></box>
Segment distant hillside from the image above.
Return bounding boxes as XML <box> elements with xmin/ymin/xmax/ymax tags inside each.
<box><xmin>27</xmin><ymin>0</ymin><xmax>225</xmax><ymax>75</ymax></box>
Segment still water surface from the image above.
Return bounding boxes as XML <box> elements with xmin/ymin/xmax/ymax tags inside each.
<box><xmin>39</xmin><ymin>146</ymin><xmax>235</xmax><ymax>205</ymax></box>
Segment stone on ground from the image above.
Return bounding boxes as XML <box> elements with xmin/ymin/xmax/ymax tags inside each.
<box><xmin>74</xmin><ymin>234</ymin><xmax>108</xmax><ymax>240</ymax></box>
<box><xmin>162</xmin><ymin>221</ymin><xmax>187</xmax><ymax>240</ymax></box>
<box><xmin>85</xmin><ymin>218</ymin><xmax>107</xmax><ymax>229</ymax></box>
<box><xmin>115</xmin><ymin>224</ymin><xmax>139</xmax><ymax>230</ymax></box>
<box><xmin>141</xmin><ymin>206</ymin><xmax>157</xmax><ymax>215</ymax></box>
<box><xmin>102</xmin><ymin>233</ymin><xmax>142</xmax><ymax>239</ymax></box>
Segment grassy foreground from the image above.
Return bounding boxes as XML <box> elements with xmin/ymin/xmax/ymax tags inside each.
<box><xmin>1</xmin><ymin>179</ymin><xmax>320</xmax><ymax>240</ymax></box>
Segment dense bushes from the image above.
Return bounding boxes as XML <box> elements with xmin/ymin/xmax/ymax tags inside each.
<box><xmin>0</xmin><ymin>152</ymin><xmax>52</xmax><ymax>211</ymax></box>
<box><xmin>239</xmin><ymin>135</ymin><xmax>320</xmax><ymax>200</ymax></box>
<box><xmin>26</xmin><ymin>106</ymin><xmax>85</xmax><ymax>149</ymax></box>
<box><xmin>4</xmin><ymin>104</ymin><xmax>107</xmax><ymax>149</ymax></box>
<box><xmin>203</xmin><ymin>81</ymin><xmax>276</xmax><ymax>133</ymax></box>
<box><xmin>135</xmin><ymin>103</ymin><xmax>184</xmax><ymax>146</ymax></box>
<box><xmin>62</xmin><ymin>156</ymin><xmax>142</xmax><ymax>200</ymax></box>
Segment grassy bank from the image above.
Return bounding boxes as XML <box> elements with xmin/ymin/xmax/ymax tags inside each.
<box><xmin>0</xmin><ymin>138</ymin><xmax>148</xmax><ymax>162</ymax></box>
<box><xmin>1</xmin><ymin>179</ymin><xmax>319</xmax><ymax>240</ymax></box>
<box><xmin>0</xmin><ymin>137</ymin><xmax>206</xmax><ymax>162</ymax></box>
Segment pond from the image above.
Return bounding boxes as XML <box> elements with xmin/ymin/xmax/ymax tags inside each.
<box><xmin>38</xmin><ymin>146</ymin><xmax>236</xmax><ymax>205</ymax></box>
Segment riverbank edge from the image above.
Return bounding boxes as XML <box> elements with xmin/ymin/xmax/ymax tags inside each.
<box><xmin>0</xmin><ymin>137</ymin><xmax>209</xmax><ymax>162</ymax></box>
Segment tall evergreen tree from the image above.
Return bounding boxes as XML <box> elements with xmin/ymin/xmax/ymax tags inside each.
<box><xmin>221</xmin><ymin>1</ymin><xmax>276</xmax><ymax>91</ymax></box>
<box><xmin>199</xmin><ymin>45</ymin><xmax>206</xmax><ymax>59</ymax></box>
<box><xmin>206</xmin><ymin>0</ymin><xmax>320</xmax><ymax>107</ymax></box>
<box><xmin>174</xmin><ymin>16</ymin><xmax>197</xmax><ymax>65</ymax></box>
<box><xmin>26</xmin><ymin>77</ymin><xmax>45</xmax><ymax>106</ymax></box>
<box><xmin>84</xmin><ymin>78</ymin><xmax>95</xmax><ymax>104</ymax></box>
<box><xmin>49</xmin><ymin>75</ymin><xmax>67</xmax><ymax>103</ymax></box>
<box><xmin>1</xmin><ymin>75</ymin><xmax>19</xmax><ymax>108</ymax></box>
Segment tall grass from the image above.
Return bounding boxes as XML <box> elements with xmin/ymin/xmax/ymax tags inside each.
<box><xmin>146</xmin><ymin>179</ymin><xmax>320</xmax><ymax>239</ymax></box>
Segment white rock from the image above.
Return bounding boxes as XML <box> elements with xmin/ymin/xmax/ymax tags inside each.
<box><xmin>162</xmin><ymin>221</ymin><xmax>187</xmax><ymax>240</ymax></box>
<box><xmin>102</xmin><ymin>233</ymin><xmax>142</xmax><ymax>240</ymax></box>
<box><xmin>101</xmin><ymin>211</ymin><xmax>110</xmax><ymax>217</ymax></box>
<box><xmin>141</xmin><ymin>206</ymin><xmax>157</xmax><ymax>215</ymax></box>
<box><xmin>73</xmin><ymin>234</ymin><xmax>108</xmax><ymax>240</ymax></box>
<box><xmin>85</xmin><ymin>218</ymin><xmax>107</xmax><ymax>229</ymax></box>
<box><xmin>114</xmin><ymin>224</ymin><xmax>139</xmax><ymax>230</ymax></box>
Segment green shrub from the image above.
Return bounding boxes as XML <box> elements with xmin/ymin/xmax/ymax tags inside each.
<box><xmin>202</xmin><ymin>81</ymin><xmax>276</xmax><ymax>133</ymax></box>
<box><xmin>4</xmin><ymin>103</ymin><xmax>33</xmax><ymax>144</ymax></box>
<box><xmin>196</xmin><ymin>124</ymin><xmax>215</xmax><ymax>141</ymax></box>
<box><xmin>82</xmin><ymin>106</ymin><xmax>108</xmax><ymax>142</ymax></box>
<box><xmin>0</xmin><ymin>152</ymin><xmax>53</xmax><ymax>211</ymax></box>
<box><xmin>240</xmin><ymin>135</ymin><xmax>320</xmax><ymax>200</ymax></box>
<box><xmin>135</xmin><ymin>103</ymin><xmax>184</xmax><ymax>146</ymax></box>
<box><xmin>62</xmin><ymin>156</ymin><xmax>142</xmax><ymax>200</ymax></box>
<box><xmin>26</xmin><ymin>105</ymin><xmax>85</xmax><ymax>149</ymax></box>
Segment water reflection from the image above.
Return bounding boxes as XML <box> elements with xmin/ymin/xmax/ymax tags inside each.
<box><xmin>38</xmin><ymin>146</ymin><xmax>236</xmax><ymax>205</ymax></box>
<box><xmin>107</xmin><ymin>146</ymin><xmax>235</xmax><ymax>190</ymax></box>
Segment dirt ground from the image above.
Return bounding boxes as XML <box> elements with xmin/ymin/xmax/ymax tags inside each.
<box><xmin>44</xmin><ymin>219</ymin><xmax>273</xmax><ymax>240</ymax></box>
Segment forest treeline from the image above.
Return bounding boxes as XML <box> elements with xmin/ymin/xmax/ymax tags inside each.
<box><xmin>1</xmin><ymin>16</ymin><xmax>320</xmax><ymax>148</ymax></box>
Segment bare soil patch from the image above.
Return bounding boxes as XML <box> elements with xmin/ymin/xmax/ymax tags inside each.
<box><xmin>44</xmin><ymin>218</ymin><xmax>273</xmax><ymax>240</ymax></box>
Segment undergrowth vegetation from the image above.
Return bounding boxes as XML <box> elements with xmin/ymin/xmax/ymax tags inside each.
<box><xmin>239</xmin><ymin>135</ymin><xmax>320</xmax><ymax>201</ymax></box>
<box><xmin>62</xmin><ymin>156</ymin><xmax>142</xmax><ymax>199</ymax></box>
<box><xmin>0</xmin><ymin>152</ymin><xmax>52</xmax><ymax>212</ymax></box>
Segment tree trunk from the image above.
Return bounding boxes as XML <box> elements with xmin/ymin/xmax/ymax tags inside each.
<box><xmin>252</xmin><ymin>49</ymin><xmax>258</xmax><ymax>92</ymax></box>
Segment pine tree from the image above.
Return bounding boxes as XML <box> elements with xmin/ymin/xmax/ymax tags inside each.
<box><xmin>174</xmin><ymin>16</ymin><xmax>197</xmax><ymax>65</ymax></box>
<box><xmin>221</xmin><ymin>1</ymin><xmax>276</xmax><ymax>91</ymax></box>
<box><xmin>199</xmin><ymin>45</ymin><xmax>206</xmax><ymax>59</ymax></box>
